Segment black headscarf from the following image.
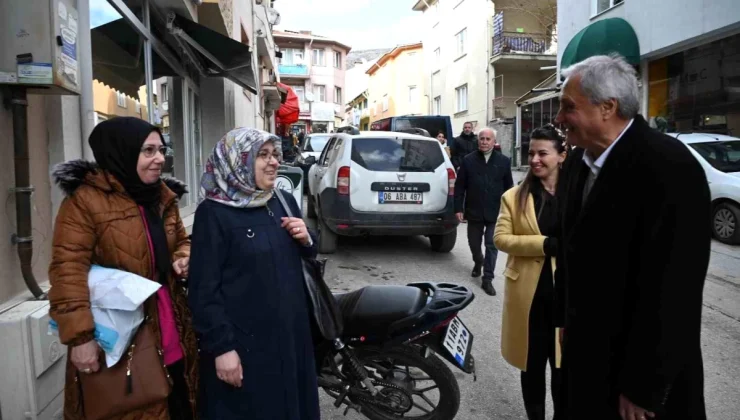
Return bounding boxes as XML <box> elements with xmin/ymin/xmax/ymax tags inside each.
<box><xmin>88</xmin><ymin>117</ymin><xmax>164</xmax><ymax>208</ymax></box>
<box><xmin>88</xmin><ymin>117</ymin><xmax>171</xmax><ymax>282</ymax></box>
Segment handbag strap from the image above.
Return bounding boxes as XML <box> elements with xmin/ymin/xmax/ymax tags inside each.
<box><xmin>274</xmin><ymin>190</ymin><xmax>294</xmax><ymax>218</ymax></box>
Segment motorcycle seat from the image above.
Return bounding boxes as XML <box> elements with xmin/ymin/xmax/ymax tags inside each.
<box><xmin>333</xmin><ymin>285</ymin><xmax>427</xmax><ymax>336</ymax></box>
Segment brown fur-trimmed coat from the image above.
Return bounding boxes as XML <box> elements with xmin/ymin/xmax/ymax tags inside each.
<box><xmin>48</xmin><ymin>160</ymin><xmax>198</xmax><ymax>420</ymax></box>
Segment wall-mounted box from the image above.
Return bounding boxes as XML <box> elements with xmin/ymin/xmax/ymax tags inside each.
<box><xmin>0</xmin><ymin>0</ymin><xmax>81</xmax><ymax>95</ymax></box>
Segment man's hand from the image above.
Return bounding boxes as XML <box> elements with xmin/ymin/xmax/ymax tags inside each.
<box><xmin>215</xmin><ymin>350</ymin><xmax>243</xmax><ymax>388</ymax></box>
<box><xmin>619</xmin><ymin>394</ymin><xmax>655</xmax><ymax>420</ymax></box>
<box><xmin>71</xmin><ymin>340</ymin><xmax>100</xmax><ymax>374</ymax></box>
<box><xmin>456</xmin><ymin>212</ymin><xmax>464</xmax><ymax>223</ymax></box>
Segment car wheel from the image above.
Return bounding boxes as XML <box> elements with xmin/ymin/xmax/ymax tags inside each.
<box><xmin>430</xmin><ymin>229</ymin><xmax>457</xmax><ymax>253</ymax></box>
<box><xmin>318</xmin><ymin>216</ymin><xmax>337</xmax><ymax>254</ymax></box>
<box><xmin>713</xmin><ymin>202</ymin><xmax>740</xmax><ymax>245</ymax></box>
<box><xmin>307</xmin><ymin>194</ymin><xmax>317</xmax><ymax>219</ymax></box>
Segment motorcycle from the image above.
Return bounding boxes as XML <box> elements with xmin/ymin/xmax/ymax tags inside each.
<box><xmin>315</xmin><ymin>281</ymin><xmax>476</xmax><ymax>420</ymax></box>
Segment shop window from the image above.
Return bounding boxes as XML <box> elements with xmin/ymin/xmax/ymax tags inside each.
<box><xmin>648</xmin><ymin>32</ymin><xmax>740</xmax><ymax>135</ymax></box>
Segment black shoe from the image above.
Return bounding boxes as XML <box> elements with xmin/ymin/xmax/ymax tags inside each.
<box><xmin>481</xmin><ymin>278</ymin><xmax>496</xmax><ymax>296</ymax></box>
<box><xmin>471</xmin><ymin>263</ymin><xmax>482</xmax><ymax>278</ymax></box>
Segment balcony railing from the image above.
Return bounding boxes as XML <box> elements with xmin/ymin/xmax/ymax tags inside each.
<box><xmin>278</xmin><ymin>64</ymin><xmax>309</xmax><ymax>76</ymax></box>
<box><xmin>492</xmin><ymin>31</ymin><xmax>551</xmax><ymax>56</ymax></box>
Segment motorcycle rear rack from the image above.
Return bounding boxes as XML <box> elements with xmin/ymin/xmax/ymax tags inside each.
<box><xmin>386</xmin><ymin>282</ymin><xmax>474</xmax><ymax>335</ymax></box>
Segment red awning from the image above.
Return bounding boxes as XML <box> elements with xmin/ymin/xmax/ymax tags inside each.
<box><xmin>276</xmin><ymin>83</ymin><xmax>299</xmax><ymax>125</ymax></box>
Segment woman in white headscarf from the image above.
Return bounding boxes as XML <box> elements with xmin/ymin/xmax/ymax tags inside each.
<box><xmin>188</xmin><ymin>127</ymin><xmax>320</xmax><ymax>420</ymax></box>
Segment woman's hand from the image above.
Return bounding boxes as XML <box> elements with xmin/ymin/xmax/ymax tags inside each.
<box><xmin>281</xmin><ymin>217</ymin><xmax>310</xmax><ymax>246</ymax></box>
<box><xmin>172</xmin><ymin>257</ymin><xmax>190</xmax><ymax>278</ymax></box>
<box><xmin>71</xmin><ymin>340</ymin><xmax>100</xmax><ymax>374</ymax></box>
<box><xmin>215</xmin><ymin>350</ymin><xmax>243</xmax><ymax>387</ymax></box>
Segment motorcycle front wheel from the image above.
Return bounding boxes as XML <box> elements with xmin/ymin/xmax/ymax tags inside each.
<box><xmin>350</xmin><ymin>345</ymin><xmax>460</xmax><ymax>420</ymax></box>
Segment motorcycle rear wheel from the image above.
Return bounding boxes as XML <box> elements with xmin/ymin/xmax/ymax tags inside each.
<box><xmin>350</xmin><ymin>345</ymin><xmax>460</xmax><ymax>420</ymax></box>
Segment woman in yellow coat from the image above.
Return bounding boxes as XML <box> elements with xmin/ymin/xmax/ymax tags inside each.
<box><xmin>494</xmin><ymin>124</ymin><xmax>566</xmax><ymax>420</ymax></box>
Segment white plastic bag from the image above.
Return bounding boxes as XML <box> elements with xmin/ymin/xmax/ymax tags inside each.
<box><xmin>49</xmin><ymin>265</ymin><xmax>161</xmax><ymax>367</ymax></box>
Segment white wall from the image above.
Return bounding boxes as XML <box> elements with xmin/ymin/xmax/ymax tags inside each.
<box><xmin>557</xmin><ymin>0</ymin><xmax>740</xmax><ymax>68</ymax></box>
<box><xmin>420</xmin><ymin>0</ymin><xmax>494</xmax><ymax>135</ymax></box>
<box><xmin>345</xmin><ymin>59</ymin><xmax>377</xmax><ymax>106</ymax></box>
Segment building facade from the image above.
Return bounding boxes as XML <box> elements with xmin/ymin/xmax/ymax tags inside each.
<box><xmin>558</xmin><ymin>0</ymin><xmax>740</xmax><ymax>136</ymax></box>
<box><xmin>342</xmin><ymin>56</ymin><xmax>380</xmax><ymax>129</ymax></box>
<box><xmin>414</xmin><ymin>0</ymin><xmax>556</xmax><ymax>160</ymax></box>
<box><xmin>273</xmin><ymin>30</ymin><xmax>351</xmax><ymax>134</ymax></box>
<box><xmin>414</xmin><ymin>0</ymin><xmax>492</xmax><ymax>135</ymax></box>
<box><xmin>366</xmin><ymin>43</ymin><xmax>426</xmax><ymax>123</ymax></box>
<box><xmin>0</xmin><ymin>0</ymin><xmax>281</xmax><ymax>308</ymax></box>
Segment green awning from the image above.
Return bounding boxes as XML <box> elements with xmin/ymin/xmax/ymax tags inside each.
<box><xmin>560</xmin><ymin>17</ymin><xmax>640</xmax><ymax>69</ymax></box>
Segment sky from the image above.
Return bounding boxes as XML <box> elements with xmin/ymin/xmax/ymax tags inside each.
<box><xmin>90</xmin><ymin>0</ymin><xmax>120</xmax><ymax>29</ymax></box>
<box><xmin>89</xmin><ymin>0</ymin><xmax>422</xmax><ymax>49</ymax></box>
<box><xmin>274</xmin><ymin>0</ymin><xmax>423</xmax><ymax>50</ymax></box>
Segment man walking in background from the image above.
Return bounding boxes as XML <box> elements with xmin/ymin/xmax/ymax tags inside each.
<box><xmin>451</xmin><ymin>122</ymin><xmax>478</xmax><ymax>170</ymax></box>
<box><xmin>455</xmin><ymin>128</ymin><xmax>513</xmax><ymax>296</ymax></box>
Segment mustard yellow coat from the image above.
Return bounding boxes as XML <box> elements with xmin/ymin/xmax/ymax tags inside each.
<box><xmin>493</xmin><ymin>186</ymin><xmax>561</xmax><ymax>371</ymax></box>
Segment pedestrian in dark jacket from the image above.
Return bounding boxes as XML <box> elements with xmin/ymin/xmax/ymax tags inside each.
<box><xmin>451</xmin><ymin>121</ymin><xmax>478</xmax><ymax>169</ymax></box>
<box><xmin>554</xmin><ymin>54</ymin><xmax>710</xmax><ymax>419</ymax></box>
<box><xmin>454</xmin><ymin>127</ymin><xmax>514</xmax><ymax>296</ymax></box>
<box><xmin>188</xmin><ymin>127</ymin><xmax>320</xmax><ymax>420</ymax></box>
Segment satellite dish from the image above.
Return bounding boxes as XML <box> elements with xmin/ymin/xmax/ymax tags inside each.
<box><xmin>266</xmin><ymin>8</ymin><xmax>281</xmax><ymax>25</ymax></box>
<box><xmin>305</xmin><ymin>92</ymin><xmax>315</xmax><ymax>102</ymax></box>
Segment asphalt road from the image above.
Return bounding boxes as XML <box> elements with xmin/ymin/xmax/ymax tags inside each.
<box><xmin>305</xmin><ymin>202</ymin><xmax>740</xmax><ymax>419</ymax></box>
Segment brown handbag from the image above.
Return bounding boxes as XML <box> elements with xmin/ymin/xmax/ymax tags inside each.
<box><xmin>78</xmin><ymin>321</ymin><xmax>172</xmax><ymax>420</ymax></box>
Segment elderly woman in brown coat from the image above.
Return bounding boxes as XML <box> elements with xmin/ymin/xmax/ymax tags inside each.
<box><xmin>48</xmin><ymin>117</ymin><xmax>198</xmax><ymax>419</ymax></box>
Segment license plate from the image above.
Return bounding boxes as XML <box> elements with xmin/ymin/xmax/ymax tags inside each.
<box><xmin>378</xmin><ymin>191</ymin><xmax>423</xmax><ymax>204</ymax></box>
<box><xmin>442</xmin><ymin>317</ymin><xmax>472</xmax><ymax>368</ymax></box>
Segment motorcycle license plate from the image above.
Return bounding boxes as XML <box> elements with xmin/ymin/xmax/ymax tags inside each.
<box><xmin>442</xmin><ymin>317</ymin><xmax>472</xmax><ymax>368</ymax></box>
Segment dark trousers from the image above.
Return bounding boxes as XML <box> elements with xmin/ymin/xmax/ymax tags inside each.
<box><xmin>521</xmin><ymin>259</ymin><xmax>562</xmax><ymax>419</ymax></box>
<box><xmin>467</xmin><ymin>222</ymin><xmax>498</xmax><ymax>279</ymax></box>
<box><xmin>167</xmin><ymin>360</ymin><xmax>194</xmax><ymax>420</ymax></box>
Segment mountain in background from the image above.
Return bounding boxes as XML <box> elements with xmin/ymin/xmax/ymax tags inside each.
<box><xmin>346</xmin><ymin>48</ymin><xmax>392</xmax><ymax>69</ymax></box>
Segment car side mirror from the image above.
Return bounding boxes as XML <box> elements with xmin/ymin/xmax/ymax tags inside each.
<box><xmin>305</xmin><ymin>156</ymin><xmax>317</xmax><ymax>166</ymax></box>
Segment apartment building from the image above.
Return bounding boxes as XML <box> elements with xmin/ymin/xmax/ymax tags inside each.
<box><xmin>274</xmin><ymin>30</ymin><xmax>351</xmax><ymax>133</ymax></box>
<box><xmin>414</xmin><ymin>0</ymin><xmax>492</xmax><ymax>136</ymax></box>
<box><xmin>366</xmin><ymin>43</ymin><xmax>426</xmax><ymax>123</ymax></box>
<box><xmin>413</xmin><ymin>0</ymin><xmax>556</xmax><ymax>157</ymax></box>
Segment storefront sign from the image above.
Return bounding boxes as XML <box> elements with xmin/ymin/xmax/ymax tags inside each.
<box><xmin>311</xmin><ymin>102</ymin><xmax>335</xmax><ymax>121</ymax></box>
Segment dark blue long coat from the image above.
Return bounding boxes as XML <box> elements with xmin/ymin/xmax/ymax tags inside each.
<box><xmin>188</xmin><ymin>191</ymin><xmax>320</xmax><ymax>420</ymax></box>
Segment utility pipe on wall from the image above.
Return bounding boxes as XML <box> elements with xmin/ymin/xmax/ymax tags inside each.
<box><xmin>10</xmin><ymin>88</ymin><xmax>45</xmax><ymax>299</ymax></box>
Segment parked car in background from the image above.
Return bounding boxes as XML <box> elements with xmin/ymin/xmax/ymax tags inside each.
<box><xmin>371</xmin><ymin>115</ymin><xmax>454</xmax><ymax>148</ymax></box>
<box><xmin>668</xmin><ymin>133</ymin><xmax>740</xmax><ymax>245</ymax></box>
<box><xmin>294</xmin><ymin>133</ymin><xmax>333</xmax><ymax>192</ymax></box>
<box><xmin>307</xmin><ymin>131</ymin><xmax>459</xmax><ymax>253</ymax></box>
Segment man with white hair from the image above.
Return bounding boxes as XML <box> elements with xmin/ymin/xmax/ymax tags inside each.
<box><xmin>554</xmin><ymin>54</ymin><xmax>710</xmax><ymax>419</ymax></box>
<box><xmin>454</xmin><ymin>127</ymin><xmax>513</xmax><ymax>296</ymax></box>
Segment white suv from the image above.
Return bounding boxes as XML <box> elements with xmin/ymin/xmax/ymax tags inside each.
<box><xmin>668</xmin><ymin>132</ymin><xmax>740</xmax><ymax>245</ymax></box>
<box><xmin>307</xmin><ymin>131</ymin><xmax>459</xmax><ymax>253</ymax></box>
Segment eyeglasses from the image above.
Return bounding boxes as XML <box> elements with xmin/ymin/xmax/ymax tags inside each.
<box><xmin>257</xmin><ymin>150</ymin><xmax>282</xmax><ymax>163</ymax></box>
<box><xmin>141</xmin><ymin>145</ymin><xmax>169</xmax><ymax>158</ymax></box>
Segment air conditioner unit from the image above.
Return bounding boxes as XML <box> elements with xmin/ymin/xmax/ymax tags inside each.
<box><xmin>0</xmin><ymin>0</ymin><xmax>81</xmax><ymax>94</ymax></box>
<box><xmin>0</xmin><ymin>300</ymin><xmax>67</xmax><ymax>420</ymax></box>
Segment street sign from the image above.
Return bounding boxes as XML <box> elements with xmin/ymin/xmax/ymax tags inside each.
<box><xmin>277</xmin><ymin>166</ymin><xmax>303</xmax><ymax>214</ymax></box>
